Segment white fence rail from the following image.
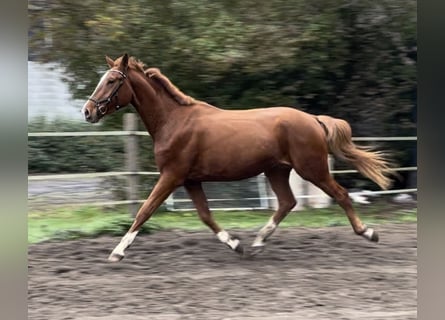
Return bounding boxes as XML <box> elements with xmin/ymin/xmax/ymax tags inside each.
<box><xmin>28</xmin><ymin>115</ymin><xmax>417</xmax><ymax>212</ymax></box>
<box><xmin>27</xmin><ymin>166</ymin><xmax>418</xmax><ymax>181</ymax></box>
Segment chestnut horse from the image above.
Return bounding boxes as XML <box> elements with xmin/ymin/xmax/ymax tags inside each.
<box><xmin>82</xmin><ymin>54</ymin><xmax>391</xmax><ymax>262</ymax></box>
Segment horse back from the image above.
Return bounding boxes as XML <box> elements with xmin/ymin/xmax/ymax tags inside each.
<box><xmin>156</xmin><ymin>105</ymin><xmax>327</xmax><ymax>181</ymax></box>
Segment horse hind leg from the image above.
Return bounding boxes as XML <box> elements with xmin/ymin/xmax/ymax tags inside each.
<box><xmin>184</xmin><ymin>181</ymin><xmax>244</xmax><ymax>255</ymax></box>
<box><xmin>251</xmin><ymin>166</ymin><xmax>296</xmax><ymax>255</ymax></box>
<box><xmin>302</xmin><ymin>167</ymin><xmax>379</xmax><ymax>242</ymax></box>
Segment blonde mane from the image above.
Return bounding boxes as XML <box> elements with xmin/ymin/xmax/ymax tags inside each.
<box><xmin>144</xmin><ymin>67</ymin><xmax>196</xmax><ymax>106</ymax></box>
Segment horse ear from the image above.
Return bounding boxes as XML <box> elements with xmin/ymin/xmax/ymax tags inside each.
<box><xmin>121</xmin><ymin>53</ymin><xmax>129</xmax><ymax>71</ymax></box>
<box><xmin>105</xmin><ymin>56</ymin><xmax>114</xmax><ymax>68</ymax></box>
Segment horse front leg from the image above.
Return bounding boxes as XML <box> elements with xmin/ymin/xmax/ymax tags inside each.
<box><xmin>184</xmin><ymin>181</ymin><xmax>244</xmax><ymax>255</ymax></box>
<box><xmin>108</xmin><ymin>173</ymin><xmax>180</xmax><ymax>262</ymax></box>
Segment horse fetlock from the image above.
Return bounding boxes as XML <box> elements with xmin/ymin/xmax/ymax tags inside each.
<box><xmin>360</xmin><ymin>227</ymin><xmax>379</xmax><ymax>242</ymax></box>
<box><xmin>252</xmin><ymin>236</ymin><xmax>266</xmax><ymax>248</ymax></box>
<box><xmin>108</xmin><ymin>252</ymin><xmax>124</xmax><ymax>262</ymax></box>
<box><xmin>227</xmin><ymin>237</ymin><xmax>241</xmax><ymax>251</ymax></box>
<box><xmin>257</xmin><ymin>217</ymin><xmax>277</xmax><ymax>240</ymax></box>
<box><xmin>108</xmin><ymin>242</ymin><xmax>126</xmax><ymax>262</ymax></box>
<box><xmin>217</xmin><ymin>230</ymin><xmax>241</xmax><ymax>251</ymax></box>
<box><xmin>108</xmin><ymin>231</ymin><xmax>139</xmax><ymax>262</ymax></box>
<box><xmin>117</xmin><ymin>231</ymin><xmax>138</xmax><ymax>250</ymax></box>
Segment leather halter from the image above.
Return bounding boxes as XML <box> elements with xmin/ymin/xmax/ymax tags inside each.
<box><xmin>88</xmin><ymin>69</ymin><xmax>127</xmax><ymax>115</ymax></box>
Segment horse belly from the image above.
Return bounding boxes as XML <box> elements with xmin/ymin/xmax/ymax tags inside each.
<box><xmin>188</xmin><ymin>139</ymin><xmax>286</xmax><ymax>181</ymax></box>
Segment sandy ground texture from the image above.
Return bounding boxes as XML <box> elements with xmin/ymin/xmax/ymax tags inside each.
<box><xmin>28</xmin><ymin>223</ymin><xmax>417</xmax><ymax>320</ymax></box>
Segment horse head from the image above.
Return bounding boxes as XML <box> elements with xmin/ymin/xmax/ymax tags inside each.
<box><xmin>81</xmin><ymin>54</ymin><xmax>133</xmax><ymax>123</ymax></box>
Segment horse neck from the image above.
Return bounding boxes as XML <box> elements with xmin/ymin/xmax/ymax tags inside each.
<box><xmin>127</xmin><ymin>70</ymin><xmax>178</xmax><ymax>138</ymax></box>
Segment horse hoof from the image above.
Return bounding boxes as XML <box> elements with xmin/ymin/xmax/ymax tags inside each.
<box><xmin>234</xmin><ymin>242</ymin><xmax>245</xmax><ymax>255</ymax></box>
<box><xmin>370</xmin><ymin>231</ymin><xmax>379</xmax><ymax>242</ymax></box>
<box><xmin>361</xmin><ymin>228</ymin><xmax>379</xmax><ymax>243</ymax></box>
<box><xmin>108</xmin><ymin>252</ymin><xmax>124</xmax><ymax>262</ymax></box>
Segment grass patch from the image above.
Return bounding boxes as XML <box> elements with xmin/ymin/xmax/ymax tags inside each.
<box><xmin>28</xmin><ymin>207</ymin><xmax>157</xmax><ymax>244</ymax></box>
<box><xmin>28</xmin><ymin>203</ymin><xmax>416</xmax><ymax>244</ymax></box>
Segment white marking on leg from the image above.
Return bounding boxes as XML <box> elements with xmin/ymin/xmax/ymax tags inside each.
<box><xmin>110</xmin><ymin>230</ymin><xmax>139</xmax><ymax>257</ymax></box>
<box><xmin>216</xmin><ymin>230</ymin><xmax>240</xmax><ymax>250</ymax></box>
<box><xmin>252</xmin><ymin>217</ymin><xmax>277</xmax><ymax>247</ymax></box>
<box><xmin>362</xmin><ymin>227</ymin><xmax>374</xmax><ymax>240</ymax></box>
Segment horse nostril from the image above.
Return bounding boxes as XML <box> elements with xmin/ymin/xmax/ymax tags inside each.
<box><xmin>84</xmin><ymin>109</ymin><xmax>91</xmax><ymax>119</ymax></box>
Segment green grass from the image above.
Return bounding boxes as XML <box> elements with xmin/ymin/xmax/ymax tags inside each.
<box><xmin>28</xmin><ymin>203</ymin><xmax>417</xmax><ymax>244</ymax></box>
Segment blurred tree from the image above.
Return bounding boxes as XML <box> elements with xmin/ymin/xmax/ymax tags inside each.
<box><xmin>28</xmin><ymin>117</ymin><xmax>125</xmax><ymax>174</ymax></box>
<box><xmin>29</xmin><ymin>0</ymin><xmax>416</xmax><ymax>130</ymax></box>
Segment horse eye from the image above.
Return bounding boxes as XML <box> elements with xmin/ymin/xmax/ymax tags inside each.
<box><xmin>108</xmin><ymin>79</ymin><xmax>115</xmax><ymax>84</ymax></box>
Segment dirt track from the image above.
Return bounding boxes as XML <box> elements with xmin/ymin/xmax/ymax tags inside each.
<box><xmin>28</xmin><ymin>223</ymin><xmax>417</xmax><ymax>320</ymax></box>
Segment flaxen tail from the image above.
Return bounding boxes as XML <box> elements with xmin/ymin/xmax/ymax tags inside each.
<box><xmin>317</xmin><ymin>115</ymin><xmax>393</xmax><ymax>190</ymax></box>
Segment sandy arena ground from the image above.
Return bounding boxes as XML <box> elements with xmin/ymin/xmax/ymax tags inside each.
<box><xmin>28</xmin><ymin>223</ymin><xmax>417</xmax><ymax>320</ymax></box>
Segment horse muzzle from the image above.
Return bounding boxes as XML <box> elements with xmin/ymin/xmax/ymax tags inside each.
<box><xmin>81</xmin><ymin>103</ymin><xmax>103</xmax><ymax>123</ymax></box>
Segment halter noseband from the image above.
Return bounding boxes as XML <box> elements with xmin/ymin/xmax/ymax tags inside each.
<box><xmin>88</xmin><ymin>69</ymin><xmax>127</xmax><ymax>115</ymax></box>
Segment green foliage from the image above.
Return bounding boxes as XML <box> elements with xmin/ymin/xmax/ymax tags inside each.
<box><xmin>28</xmin><ymin>117</ymin><xmax>125</xmax><ymax>174</ymax></box>
<box><xmin>29</xmin><ymin>0</ymin><xmax>416</xmax><ymax>131</ymax></box>
<box><xmin>28</xmin><ymin>206</ymin><xmax>157</xmax><ymax>243</ymax></box>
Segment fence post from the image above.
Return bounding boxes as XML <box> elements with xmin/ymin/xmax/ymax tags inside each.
<box><xmin>124</xmin><ymin>113</ymin><xmax>139</xmax><ymax>216</ymax></box>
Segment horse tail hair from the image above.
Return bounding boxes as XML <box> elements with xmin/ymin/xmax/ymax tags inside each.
<box><xmin>317</xmin><ymin>115</ymin><xmax>394</xmax><ymax>190</ymax></box>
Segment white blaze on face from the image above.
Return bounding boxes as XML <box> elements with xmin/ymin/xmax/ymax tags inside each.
<box><xmin>97</xmin><ymin>70</ymin><xmax>111</xmax><ymax>87</ymax></box>
<box><xmin>81</xmin><ymin>71</ymin><xmax>110</xmax><ymax>117</ymax></box>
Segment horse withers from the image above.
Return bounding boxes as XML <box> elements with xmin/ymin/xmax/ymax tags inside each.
<box><xmin>81</xmin><ymin>54</ymin><xmax>391</xmax><ymax>262</ymax></box>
